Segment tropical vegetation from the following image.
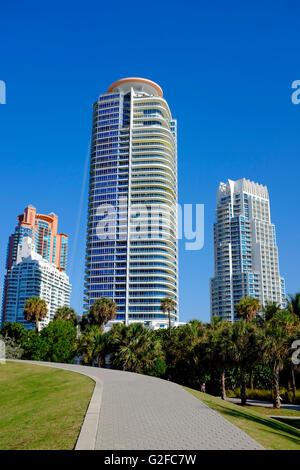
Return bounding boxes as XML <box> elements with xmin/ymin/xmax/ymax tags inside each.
<box><xmin>1</xmin><ymin>294</ymin><xmax>300</xmax><ymax>410</ymax></box>
<box><xmin>54</xmin><ymin>306</ymin><xmax>78</xmax><ymax>326</ymax></box>
<box><xmin>23</xmin><ymin>296</ymin><xmax>48</xmax><ymax>331</ymax></box>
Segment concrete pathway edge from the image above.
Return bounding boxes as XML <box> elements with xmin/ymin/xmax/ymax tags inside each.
<box><xmin>75</xmin><ymin>378</ymin><xmax>103</xmax><ymax>450</ymax></box>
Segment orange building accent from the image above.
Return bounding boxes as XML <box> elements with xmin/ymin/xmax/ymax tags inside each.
<box><xmin>7</xmin><ymin>205</ymin><xmax>68</xmax><ymax>272</ymax></box>
<box><xmin>2</xmin><ymin>205</ymin><xmax>69</xmax><ymax>326</ymax></box>
<box><xmin>107</xmin><ymin>77</ymin><xmax>163</xmax><ymax>97</ymax></box>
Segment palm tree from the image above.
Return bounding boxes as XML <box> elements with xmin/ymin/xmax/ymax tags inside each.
<box><xmin>263</xmin><ymin>310</ymin><xmax>299</xmax><ymax>409</ymax></box>
<box><xmin>54</xmin><ymin>306</ymin><xmax>78</xmax><ymax>326</ymax></box>
<box><xmin>264</xmin><ymin>300</ymin><xmax>297</xmax><ymax>401</ymax></box>
<box><xmin>288</xmin><ymin>292</ymin><xmax>300</xmax><ymax>401</ymax></box>
<box><xmin>288</xmin><ymin>293</ymin><xmax>300</xmax><ymax>318</ymax></box>
<box><xmin>206</xmin><ymin>317</ymin><xmax>233</xmax><ymax>400</ymax></box>
<box><xmin>235</xmin><ymin>297</ymin><xmax>261</xmax><ymax>323</ymax></box>
<box><xmin>167</xmin><ymin>320</ymin><xmax>207</xmax><ymax>386</ymax></box>
<box><xmin>288</xmin><ymin>294</ymin><xmax>300</xmax><ymax>400</ymax></box>
<box><xmin>23</xmin><ymin>297</ymin><xmax>48</xmax><ymax>332</ymax></box>
<box><xmin>230</xmin><ymin>321</ymin><xmax>263</xmax><ymax>405</ymax></box>
<box><xmin>161</xmin><ymin>297</ymin><xmax>176</xmax><ymax>336</ymax></box>
<box><xmin>262</xmin><ymin>301</ymin><xmax>282</xmax><ymax>322</ymax></box>
<box><xmin>87</xmin><ymin>297</ymin><xmax>117</xmax><ymax>332</ymax></box>
<box><xmin>77</xmin><ymin>325</ymin><xmax>108</xmax><ymax>367</ymax></box>
<box><xmin>109</xmin><ymin>323</ymin><xmax>164</xmax><ymax>374</ymax></box>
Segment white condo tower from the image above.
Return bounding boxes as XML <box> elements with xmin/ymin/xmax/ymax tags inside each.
<box><xmin>85</xmin><ymin>78</ymin><xmax>178</xmax><ymax>328</ymax></box>
<box><xmin>210</xmin><ymin>178</ymin><xmax>286</xmax><ymax>321</ymax></box>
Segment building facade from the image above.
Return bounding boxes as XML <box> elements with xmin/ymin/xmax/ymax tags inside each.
<box><xmin>6</xmin><ymin>205</ymin><xmax>68</xmax><ymax>272</ymax></box>
<box><xmin>3</xmin><ymin>238</ymin><xmax>71</xmax><ymax>329</ymax></box>
<box><xmin>1</xmin><ymin>206</ymin><xmax>70</xmax><ymax>328</ymax></box>
<box><xmin>210</xmin><ymin>178</ymin><xmax>286</xmax><ymax>321</ymax></box>
<box><xmin>85</xmin><ymin>77</ymin><xmax>178</xmax><ymax>327</ymax></box>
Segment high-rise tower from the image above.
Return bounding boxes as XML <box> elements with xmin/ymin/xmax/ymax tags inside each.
<box><xmin>1</xmin><ymin>206</ymin><xmax>70</xmax><ymax>327</ymax></box>
<box><xmin>6</xmin><ymin>205</ymin><xmax>68</xmax><ymax>272</ymax></box>
<box><xmin>2</xmin><ymin>237</ymin><xmax>71</xmax><ymax>329</ymax></box>
<box><xmin>210</xmin><ymin>178</ymin><xmax>286</xmax><ymax>321</ymax></box>
<box><xmin>84</xmin><ymin>78</ymin><xmax>178</xmax><ymax>327</ymax></box>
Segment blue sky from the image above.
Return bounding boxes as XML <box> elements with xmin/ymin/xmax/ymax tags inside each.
<box><xmin>0</xmin><ymin>0</ymin><xmax>299</xmax><ymax>323</ymax></box>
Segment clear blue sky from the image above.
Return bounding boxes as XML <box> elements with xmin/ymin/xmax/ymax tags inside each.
<box><xmin>0</xmin><ymin>0</ymin><xmax>299</xmax><ymax>323</ymax></box>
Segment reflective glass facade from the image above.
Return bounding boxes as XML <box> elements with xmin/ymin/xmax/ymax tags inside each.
<box><xmin>84</xmin><ymin>78</ymin><xmax>178</xmax><ymax>325</ymax></box>
<box><xmin>210</xmin><ymin>178</ymin><xmax>286</xmax><ymax>322</ymax></box>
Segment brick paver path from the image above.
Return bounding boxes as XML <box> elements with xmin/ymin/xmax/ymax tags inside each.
<box><xmin>12</xmin><ymin>361</ymin><xmax>264</xmax><ymax>450</ymax></box>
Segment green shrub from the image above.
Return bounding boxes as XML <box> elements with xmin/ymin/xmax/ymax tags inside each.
<box><xmin>283</xmin><ymin>390</ymin><xmax>300</xmax><ymax>405</ymax></box>
<box><xmin>148</xmin><ymin>358</ymin><xmax>167</xmax><ymax>377</ymax></box>
<box><xmin>0</xmin><ymin>322</ymin><xmax>29</xmax><ymax>346</ymax></box>
<box><xmin>0</xmin><ymin>334</ymin><xmax>23</xmax><ymax>359</ymax></box>
<box><xmin>225</xmin><ymin>389</ymin><xmax>237</xmax><ymax>398</ymax></box>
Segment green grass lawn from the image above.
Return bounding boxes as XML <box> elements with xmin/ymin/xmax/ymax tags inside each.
<box><xmin>0</xmin><ymin>362</ymin><xmax>94</xmax><ymax>450</ymax></box>
<box><xmin>184</xmin><ymin>386</ymin><xmax>300</xmax><ymax>450</ymax></box>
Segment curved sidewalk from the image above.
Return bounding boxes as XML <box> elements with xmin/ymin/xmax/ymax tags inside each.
<box><xmin>11</xmin><ymin>360</ymin><xmax>263</xmax><ymax>450</ymax></box>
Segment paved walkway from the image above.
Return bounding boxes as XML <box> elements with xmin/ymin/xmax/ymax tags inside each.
<box><xmin>10</xmin><ymin>360</ymin><xmax>264</xmax><ymax>450</ymax></box>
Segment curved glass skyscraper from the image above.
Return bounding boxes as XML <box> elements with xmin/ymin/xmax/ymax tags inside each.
<box><xmin>84</xmin><ymin>78</ymin><xmax>178</xmax><ymax>327</ymax></box>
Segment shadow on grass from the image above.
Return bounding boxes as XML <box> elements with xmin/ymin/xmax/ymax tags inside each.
<box><xmin>213</xmin><ymin>401</ymin><xmax>300</xmax><ymax>446</ymax></box>
<box><xmin>233</xmin><ymin>399</ymin><xmax>300</xmax><ymax>412</ymax></box>
<box><xmin>271</xmin><ymin>417</ymin><xmax>300</xmax><ymax>430</ymax></box>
